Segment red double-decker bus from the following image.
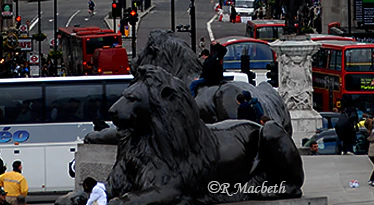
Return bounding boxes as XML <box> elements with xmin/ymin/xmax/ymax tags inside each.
<box><xmin>59</xmin><ymin>26</ymin><xmax>122</xmax><ymax>75</ymax></box>
<box><xmin>312</xmin><ymin>40</ymin><xmax>374</xmax><ymax>116</ymax></box>
<box><xmin>309</xmin><ymin>34</ymin><xmax>356</xmax><ymax>42</ymax></box>
<box><xmin>245</xmin><ymin>19</ymin><xmax>298</xmax><ymax>42</ymax></box>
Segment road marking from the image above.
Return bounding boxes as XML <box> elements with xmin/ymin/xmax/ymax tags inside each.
<box><xmin>66</xmin><ymin>10</ymin><xmax>80</xmax><ymax>27</ymax></box>
<box><xmin>29</xmin><ymin>13</ymin><xmax>41</xmax><ymax>31</ymax></box>
<box><xmin>207</xmin><ymin>14</ymin><xmax>217</xmax><ymax>41</ymax></box>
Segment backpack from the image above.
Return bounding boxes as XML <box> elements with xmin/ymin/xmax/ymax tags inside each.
<box><xmin>250</xmin><ymin>100</ymin><xmax>264</xmax><ymax>123</ymax></box>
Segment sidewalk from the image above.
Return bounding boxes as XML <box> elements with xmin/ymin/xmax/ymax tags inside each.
<box><xmin>302</xmin><ymin>155</ymin><xmax>374</xmax><ymax>205</ymax></box>
<box><xmin>103</xmin><ymin>6</ymin><xmax>155</xmax><ymax>55</ymax></box>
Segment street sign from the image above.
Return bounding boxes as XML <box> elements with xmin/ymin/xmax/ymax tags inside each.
<box><xmin>29</xmin><ymin>54</ymin><xmax>39</xmax><ymax>64</ymax></box>
<box><xmin>30</xmin><ymin>65</ymin><xmax>40</xmax><ymax>77</ymax></box>
<box><xmin>19</xmin><ymin>24</ymin><xmax>28</xmax><ymax>33</ymax></box>
<box><xmin>5</xmin><ymin>32</ymin><xmax>18</xmax><ymax>49</ymax></box>
<box><xmin>49</xmin><ymin>39</ymin><xmax>59</xmax><ymax>47</ymax></box>
<box><xmin>363</xmin><ymin>0</ymin><xmax>374</xmax><ymax>27</ymax></box>
<box><xmin>17</xmin><ymin>38</ymin><xmax>33</xmax><ymax>51</ymax></box>
<box><xmin>1</xmin><ymin>4</ymin><xmax>13</xmax><ymax>19</ymax></box>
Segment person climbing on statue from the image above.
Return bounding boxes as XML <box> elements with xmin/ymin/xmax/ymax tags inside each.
<box><xmin>189</xmin><ymin>40</ymin><xmax>227</xmax><ymax>97</ymax></box>
<box><xmin>242</xmin><ymin>90</ymin><xmax>264</xmax><ymax>123</ymax></box>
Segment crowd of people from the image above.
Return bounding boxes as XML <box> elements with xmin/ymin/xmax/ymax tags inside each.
<box><xmin>0</xmin><ymin>53</ymin><xmax>66</xmax><ymax>78</ymax></box>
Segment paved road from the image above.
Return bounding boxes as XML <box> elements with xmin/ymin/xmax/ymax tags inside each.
<box><xmin>136</xmin><ymin>0</ymin><xmax>218</xmax><ymax>54</ymax></box>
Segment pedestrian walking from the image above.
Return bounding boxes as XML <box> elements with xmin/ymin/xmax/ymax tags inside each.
<box><xmin>335</xmin><ymin>107</ymin><xmax>358</xmax><ymax>155</ymax></box>
<box><xmin>0</xmin><ymin>161</ymin><xmax>28</xmax><ymax>205</ymax></box>
<box><xmin>230</xmin><ymin>4</ymin><xmax>237</xmax><ymax>23</ymax></box>
<box><xmin>83</xmin><ymin>177</ymin><xmax>107</xmax><ymax>205</ymax></box>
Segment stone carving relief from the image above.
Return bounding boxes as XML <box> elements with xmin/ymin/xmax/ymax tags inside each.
<box><xmin>279</xmin><ymin>54</ymin><xmax>313</xmax><ymax>110</ymax></box>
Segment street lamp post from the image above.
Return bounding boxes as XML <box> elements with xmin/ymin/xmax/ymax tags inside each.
<box><xmin>15</xmin><ymin>0</ymin><xmax>19</xmax><ymax>18</ymax></box>
<box><xmin>171</xmin><ymin>0</ymin><xmax>175</xmax><ymax>32</ymax></box>
<box><xmin>38</xmin><ymin>0</ymin><xmax>42</xmax><ymax>76</ymax></box>
<box><xmin>190</xmin><ymin>0</ymin><xmax>196</xmax><ymax>53</ymax></box>
<box><xmin>54</xmin><ymin>0</ymin><xmax>58</xmax><ymax>73</ymax></box>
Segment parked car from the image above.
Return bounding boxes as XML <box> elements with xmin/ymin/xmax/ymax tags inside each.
<box><xmin>319</xmin><ymin>112</ymin><xmax>341</xmax><ymax>129</ymax></box>
<box><xmin>302</xmin><ymin>127</ymin><xmax>369</xmax><ymax>155</ymax></box>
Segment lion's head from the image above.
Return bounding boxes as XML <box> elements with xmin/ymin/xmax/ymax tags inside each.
<box><xmin>131</xmin><ymin>30</ymin><xmax>202</xmax><ymax>86</ymax></box>
<box><xmin>109</xmin><ymin>64</ymin><xmax>219</xmax><ymax>173</ymax></box>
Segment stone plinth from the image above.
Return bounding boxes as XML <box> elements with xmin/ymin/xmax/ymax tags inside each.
<box><xmin>269</xmin><ymin>36</ymin><xmax>322</xmax><ymax>147</ymax></box>
<box><xmin>74</xmin><ymin>144</ymin><xmax>117</xmax><ymax>190</ymax></box>
<box><xmin>216</xmin><ymin>196</ymin><xmax>328</xmax><ymax>205</ymax></box>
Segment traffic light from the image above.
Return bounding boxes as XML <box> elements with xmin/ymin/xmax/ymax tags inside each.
<box><xmin>111</xmin><ymin>2</ymin><xmax>121</xmax><ymax>18</ymax></box>
<box><xmin>247</xmin><ymin>71</ymin><xmax>256</xmax><ymax>86</ymax></box>
<box><xmin>266</xmin><ymin>62</ymin><xmax>279</xmax><ymax>87</ymax></box>
<box><xmin>129</xmin><ymin>9</ymin><xmax>138</xmax><ymax>26</ymax></box>
<box><xmin>129</xmin><ymin>1</ymin><xmax>138</xmax><ymax>26</ymax></box>
<box><xmin>15</xmin><ymin>16</ymin><xmax>21</xmax><ymax>29</ymax></box>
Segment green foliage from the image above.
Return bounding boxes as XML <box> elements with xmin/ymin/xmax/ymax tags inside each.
<box><xmin>301</xmin><ymin>26</ymin><xmax>315</xmax><ymax>34</ymax></box>
<box><xmin>32</xmin><ymin>33</ymin><xmax>47</xmax><ymax>41</ymax></box>
<box><xmin>48</xmin><ymin>50</ymin><xmax>63</xmax><ymax>59</ymax></box>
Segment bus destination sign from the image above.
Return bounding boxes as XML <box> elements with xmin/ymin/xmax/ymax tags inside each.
<box><xmin>345</xmin><ymin>74</ymin><xmax>374</xmax><ymax>91</ymax></box>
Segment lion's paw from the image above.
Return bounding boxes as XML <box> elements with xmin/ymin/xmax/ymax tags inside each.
<box><xmin>108</xmin><ymin>197</ymin><xmax>126</xmax><ymax>205</ymax></box>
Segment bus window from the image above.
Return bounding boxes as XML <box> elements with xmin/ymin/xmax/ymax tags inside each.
<box><xmin>329</xmin><ymin>50</ymin><xmax>339</xmax><ymax>71</ymax></box>
<box><xmin>45</xmin><ymin>83</ymin><xmax>103</xmax><ymax>122</ymax></box>
<box><xmin>336</xmin><ymin>50</ymin><xmax>342</xmax><ymax>71</ymax></box>
<box><xmin>312</xmin><ymin>49</ymin><xmax>329</xmax><ymax>69</ymax></box>
<box><xmin>246</xmin><ymin>25</ymin><xmax>254</xmax><ymax>37</ymax></box>
<box><xmin>86</xmin><ymin>36</ymin><xmax>120</xmax><ymax>54</ymax></box>
<box><xmin>104</xmin><ymin>81</ymin><xmax>131</xmax><ymax>120</ymax></box>
<box><xmin>256</xmin><ymin>27</ymin><xmax>283</xmax><ymax>41</ymax></box>
<box><xmin>345</xmin><ymin>48</ymin><xmax>374</xmax><ymax>72</ymax></box>
<box><xmin>0</xmin><ymin>86</ymin><xmax>42</xmax><ymax>124</ymax></box>
<box><xmin>222</xmin><ymin>42</ymin><xmax>273</xmax><ymax>70</ymax></box>
<box><xmin>313</xmin><ymin>92</ymin><xmax>323</xmax><ymax>111</ymax></box>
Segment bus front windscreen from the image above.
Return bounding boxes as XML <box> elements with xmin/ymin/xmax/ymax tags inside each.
<box><xmin>236</xmin><ymin>0</ymin><xmax>254</xmax><ymax>8</ymax></box>
<box><xmin>345</xmin><ymin>48</ymin><xmax>374</xmax><ymax>72</ymax></box>
<box><xmin>256</xmin><ymin>26</ymin><xmax>284</xmax><ymax>42</ymax></box>
<box><xmin>86</xmin><ymin>36</ymin><xmax>120</xmax><ymax>54</ymax></box>
<box><xmin>223</xmin><ymin>42</ymin><xmax>274</xmax><ymax>70</ymax></box>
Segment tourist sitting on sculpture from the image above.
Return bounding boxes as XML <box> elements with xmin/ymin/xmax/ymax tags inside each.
<box><xmin>59</xmin><ymin>65</ymin><xmax>304</xmax><ymax>205</ymax></box>
<box><xmin>130</xmin><ymin>30</ymin><xmax>292</xmax><ymax>135</ymax></box>
<box><xmin>189</xmin><ymin>40</ymin><xmax>227</xmax><ymax>97</ymax></box>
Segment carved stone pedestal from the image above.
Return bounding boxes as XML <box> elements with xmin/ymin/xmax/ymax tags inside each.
<box><xmin>269</xmin><ymin>36</ymin><xmax>322</xmax><ymax>147</ymax></box>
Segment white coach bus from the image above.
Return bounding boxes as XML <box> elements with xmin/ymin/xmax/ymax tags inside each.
<box><xmin>0</xmin><ymin>75</ymin><xmax>133</xmax><ymax>193</ymax></box>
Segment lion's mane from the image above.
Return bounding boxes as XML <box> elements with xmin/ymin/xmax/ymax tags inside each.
<box><xmin>132</xmin><ymin>30</ymin><xmax>202</xmax><ymax>86</ymax></box>
<box><xmin>106</xmin><ymin>65</ymin><xmax>219</xmax><ymax>200</ymax></box>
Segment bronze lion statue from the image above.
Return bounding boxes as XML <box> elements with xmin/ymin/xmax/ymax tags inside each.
<box><xmin>104</xmin><ymin>65</ymin><xmax>303</xmax><ymax>204</ymax></box>
<box><xmin>59</xmin><ymin>65</ymin><xmax>303</xmax><ymax>204</ymax></box>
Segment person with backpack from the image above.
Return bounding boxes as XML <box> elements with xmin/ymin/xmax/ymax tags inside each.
<box><xmin>242</xmin><ymin>90</ymin><xmax>264</xmax><ymax>123</ymax></box>
<box><xmin>236</xmin><ymin>93</ymin><xmax>257</xmax><ymax>122</ymax></box>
